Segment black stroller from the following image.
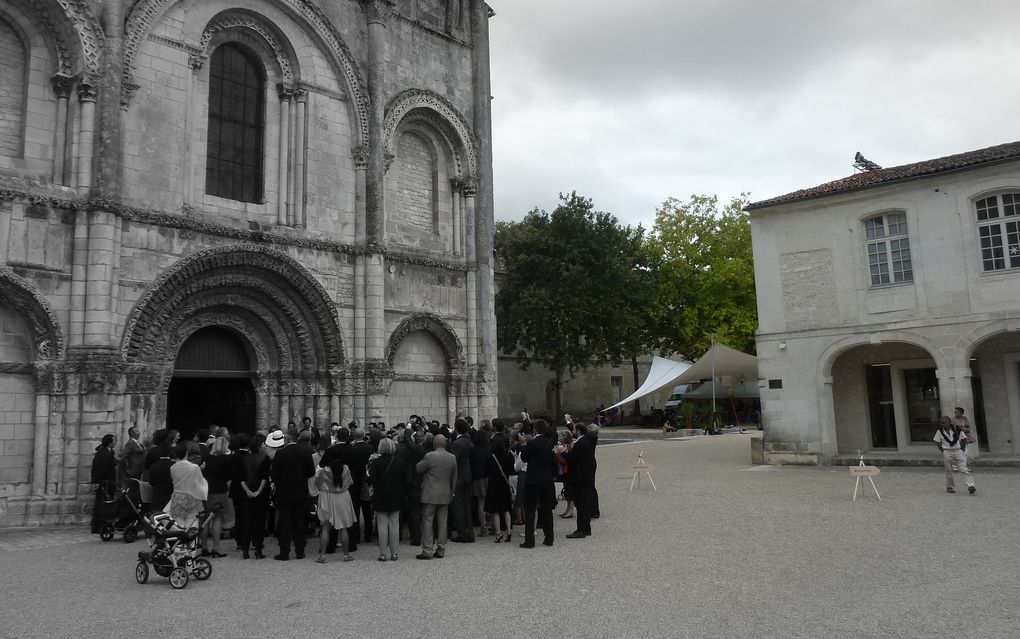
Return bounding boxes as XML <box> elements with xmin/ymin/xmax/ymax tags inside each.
<box><xmin>134</xmin><ymin>506</ymin><xmax>217</xmax><ymax>589</ymax></box>
<box><xmin>96</xmin><ymin>480</ymin><xmax>148</xmax><ymax>544</ymax></box>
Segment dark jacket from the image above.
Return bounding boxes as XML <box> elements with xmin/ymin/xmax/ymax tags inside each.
<box><xmin>203</xmin><ymin>453</ymin><xmax>233</xmax><ymax>494</ymax></box>
<box><xmin>271</xmin><ymin>443</ymin><xmax>315</xmax><ymax>504</ymax></box>
<box><xmin>367</xmin><ymin>453</ymin><xmax>409</xmax><ymax>513</ymax></box>
<box><xmin>566</xmin><ymin>433</ymin><xmax>597</xmax><ymax>484</ymax></box>
<box><xmin>450</xmin><ymin>434</ymin><xmax>473</xmax><ymax>485</ymax></box>
<box><xmin>396</xmin><ymin>433</ymin><xmax>426</xmax><ymax>496</ymax></box>
<box><xmin>521</xmin><ymin>434</ymin><xmax>555</xmax><ymax>487</ymax></box>
<box><xmin>469</xmin><ymin>441</ymin><xmax>491</xmax><ymax>481</ymax></box>
<box><xmin>148</xmin><ymin>457</ymin><xmax>174</xmax><ymax>511</ymax></box>
<box><xmin>91</xmin><ymin>446</ymin><xmax>117</xmax><ymax>485</ymax></box>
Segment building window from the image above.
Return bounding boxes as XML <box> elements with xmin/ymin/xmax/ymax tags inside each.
<box><xmin>975</xmin><ymin>193</ymin><xmax>1020</xmax><ymax>272</ymax></box>
<box><xmin>864</xmin><ymin>212</ymin><xmax>912</xmax><ymax>285</ymax></box>
<box><xmin>206</xmin><ymin>44</ymin><xmax>265</xmax><ymax>203</ymax></box>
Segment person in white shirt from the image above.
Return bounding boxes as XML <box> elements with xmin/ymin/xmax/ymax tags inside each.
<box><xmin>933</xmin><ymin>415</ymin><xmax>976</xmax><ymax>494</ymax></box>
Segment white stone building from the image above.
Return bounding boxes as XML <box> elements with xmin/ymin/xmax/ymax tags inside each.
<box><xmin>748</xmin><ymin>143</ymin><xmax>1020</xmax><ymax>464</ymax></box>
<box><xmin>0</xmin><ymin>0</ymin><xmax>497</xmax><ymax>526</ymax></box>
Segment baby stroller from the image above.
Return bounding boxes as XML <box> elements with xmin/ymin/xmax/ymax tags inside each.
<box><xmin>134</xmin><ymin>506</ymin><xmax>217</xmax><ymax>589</ymax></box>
<box><xmin>97</xmin><ymin>480</ymin><xmax>149</xmax><ymax>544</ymax></box>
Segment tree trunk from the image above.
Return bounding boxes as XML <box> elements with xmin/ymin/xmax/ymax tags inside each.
<box><xmin>630</xmin><ymin>354</ymin><xmax>642</xmax><ymax>419</ymax></box>
<box><xmin>554</xmin><ymin>367</ymin><xmax>563</xmax><ymax>427</ymax></box>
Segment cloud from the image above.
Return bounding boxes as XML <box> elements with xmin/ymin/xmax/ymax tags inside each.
<box><xmin>488</xmin><ymin>0</ymin><xmax>1020</xmax><ymax>226</ymax></box>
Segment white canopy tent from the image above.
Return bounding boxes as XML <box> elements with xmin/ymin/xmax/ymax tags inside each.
<box><xmin>605</xmin><ymin>341</ymin><xmax>758</xmax><ymax>413</ymax></box>
<box><xmin>605</xmin><ymin>356</ymin><xmax>692</xmax><ymax>411</ymax></box>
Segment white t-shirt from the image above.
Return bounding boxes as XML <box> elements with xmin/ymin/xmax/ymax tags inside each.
<box><xmin>933</xmin><ymin>427</ymin><xmax>964</xmax><ymax>451</ymax></box>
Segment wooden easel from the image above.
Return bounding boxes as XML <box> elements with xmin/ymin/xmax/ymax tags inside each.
<box><xmin>850</xmin><ymin>451</ymin><xmax>881</xmax><ymax>501</ymax></box>
<box><xmin>630</xmin><ymin>451</ymin><xmax>657</xmax><ymax>492</ymax></box>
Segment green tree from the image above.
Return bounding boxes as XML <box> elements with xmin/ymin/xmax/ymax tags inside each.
<box><xmin>647</xmin><ymin>194</ymin><xmax>757</xmax><ymax>359</ymax></box>
<box><xmin>495</xmin><ymin>192</ymin><xmax>651</xmax><ymax>422</ymax></box>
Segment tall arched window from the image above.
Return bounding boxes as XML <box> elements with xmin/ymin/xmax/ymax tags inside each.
<box><xmin>206</xmin><ymin>44</ymin><xmax>265</xmax><ymax>203</ymax></box>
<box><xmin>0</xmin><ymin>18</ymin><xmax>27</xmax><ymax>158</ymax></box>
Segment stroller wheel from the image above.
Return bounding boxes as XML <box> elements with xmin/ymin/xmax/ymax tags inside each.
<box><xmin>168</xmin><ymin>567</ymin><xmax>189</xmax><ymax>589</ymax></box>
<box><xmin>192</xmin><ymin>558</ymin><xmax>212</xmax><ymax>581</ymax></box>
<box><xmin>99</xmin><ymin>524</ymin><xmax>115</xmax><ymax>542</ymax></box>
<box><xmin>134</xmin><ymin>560</ymin><xmax>149</xmax><ymax>584</ymax></box>
<box><xmin>123</xmin><ymin>523</ymin><xmax>138</xmax><ymax>543</ymax></box>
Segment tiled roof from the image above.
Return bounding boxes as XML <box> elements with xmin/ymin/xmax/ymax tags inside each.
<box><xmin>746</xmin><ymin>141</ymin><xmax>1020</xmax><ymax>210</ymax></box>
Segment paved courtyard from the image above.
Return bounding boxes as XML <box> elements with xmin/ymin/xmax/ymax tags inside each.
<box><xmin>2</xmin><ymin>434</ymin><xmax>1018</xmax><ymax>639</ymax></box>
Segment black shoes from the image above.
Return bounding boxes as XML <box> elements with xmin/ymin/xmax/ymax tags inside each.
<box><xmin>543</xmin><ymin>539</ymin><xmax>554</xmax><ymax>547</ymax></box>
<box><xmin>434</xmin><ymin>548</ymin><xmax>445</xmax><ymax>558</ymax></box>
<box><xmin>946</xmin><ymin>487</ymin><xmax>956</xmax><ymax>493</ymax></box>
<box><xmin>241</xmin><ymin>550</ymin><xmax>249</xmax><ymax>559</ymax></box>
<box><xmin>416</xmin><ymin>552</ymin><xmax>432</xmax><ymax>560</ymax></box>
<box><xmin>969</xmin><ymin>486</ymin><xmax>976</xmax><ymax>494</ymax></box>
<box><xmin>254</xmin><ymin>550</ymin><xmax>265</xmax><ymax>559</ymax></box>
<box><xmin>208</xmin><ymin>550</ymin><xmax>227</xmax><ymax>558</ymax></box>
<box><xmin>273</xmin><ymin>553</ymin><xmax>289</xmax><ymax>561</ymax></box>
<box><xmin>519</xmin><ymin>542</ymin><xmax>535</xmax><ymax>549</ymax></box>
<box><xmin>565</xmin><ymin>531</ymin><xmax>588</xmax><ymax>539</ymax></box>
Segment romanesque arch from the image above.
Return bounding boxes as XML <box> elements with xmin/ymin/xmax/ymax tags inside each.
<box><xmin>386</xmin><ymin>312</ymin><xmax>464</xmax><ymax>373</ymax></box>
<box><xmin>0</xmin><ymin>268</ymin><xmax>64</xmax><ymax>361</ymax></box>
<box><xmin>383</xmin><ymin>89</ymin><xmax>477</xmax><ymax>179</ymax></box>
<box><xmin>817</xmin><ymin>330</ymin><xmax>945</xmax><ymax>381</ymax></box>
<box><xmin>4</xmin><ymin>0</ymin><xmax>104</xmax><ymax>78</ymax></box>
<box><xmin>122</xmin><ymin>0</ymin><xmax>368</xmax><ymax>146</ymax></box>
<box><xmin>199</xmin><ymin>9</ymin><xmax>299</xmax><ymax>85</ymax></box>
<box><xmin>121</xmin><ymin>244</ymin><xmax>344</xmax><ymax>368</ymax></box>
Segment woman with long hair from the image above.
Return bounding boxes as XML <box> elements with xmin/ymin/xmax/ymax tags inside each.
<box><xmin>315</xmin><ymin>457</ymin><xmax>356</xmax><ymax>563</ymax></box>
<box><xmin>202</xmin><ymin>436</ymin><xmax>232</xmax><ymax>557</ymax></box>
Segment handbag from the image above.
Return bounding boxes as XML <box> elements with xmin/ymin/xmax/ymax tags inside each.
<box><xmin>363</xmin><ymin>455</ymin><xmax>394</xmax><ymax>500</ymax></box>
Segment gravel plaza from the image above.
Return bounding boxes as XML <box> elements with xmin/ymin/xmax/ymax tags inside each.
<box><xmin>2</xmin><ymin>433</ymin><xmax>1018</xmax><ymax>639</ymax></box>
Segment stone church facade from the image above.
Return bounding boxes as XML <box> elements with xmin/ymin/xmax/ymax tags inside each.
<box><xmin>0</xmin><ymin>0</ymin><xmax>497</xmax><ymax>526</ymax></box>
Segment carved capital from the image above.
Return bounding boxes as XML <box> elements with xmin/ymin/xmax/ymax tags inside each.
<box><xmin>449</xmin><ymin>177</ymin><xmax>464</xmax><ymax>193</ymax></box>
<box><xmin>361</xmin><ymin>0</ymin><xmax>394</xmax><ymax>24</ymax></box>
<box><xmin>461</xmin><ymin>177</ymin><xmax>478</xmax><ymax>197</ymax></box>
<box><xmin>77</xmin><ymin>83</ymin><xmax>97</xmax><ymax>103</ymax></box>
<box><xmin>351</xmin><ymin>146</ymin><xmax>370</xmax><ymax>169</ymax></box>
<box><xmin>188</xmin><ymin>54</ymin><xmax>206</xmax><ymax>71</ymax></box>
<box><xmin>51</xmin><ymin>74</ymin><xmax>74</xmax><ymax>99</ymax></box>
<box><xmin>294</xmin><ymin>88</ymin><xmax>308</xmax><ymax>104</ymax></box>
<box><xmin>277</xmin><ymin>83</ymin><xmax>294</xmax><ymax>101</ymax></box>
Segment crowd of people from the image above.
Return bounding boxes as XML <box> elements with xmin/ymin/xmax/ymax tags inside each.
<box><xmin>91</xmin><ymin>412</ymin><xmax>602</xmax><ymax>563</ymax></box>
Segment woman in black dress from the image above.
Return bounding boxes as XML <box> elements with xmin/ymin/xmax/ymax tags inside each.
<box><xmin>484</xmin><ymin>438</ymin><xmax>515</xmax><ymax>543</ymax></box>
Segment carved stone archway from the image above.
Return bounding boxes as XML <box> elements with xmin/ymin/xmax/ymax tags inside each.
<box><xmin>383</xmin><ymin>89</ymin><xmax>477</xmax><ymax>179</ymax></box>
<box><xmin>386</xmin><ymin>312</ymin><xmax>465</xmax><ymax>373</ymax></box>
<box><xmin>0</xmin><ymin>268</ymin><xmax>64</xmax><ymax>361</ymax></box>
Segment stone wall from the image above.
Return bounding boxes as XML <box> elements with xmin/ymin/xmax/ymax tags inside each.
<box><xmin>0</xmin><ymin>19</ymin><xmax>25</xmax><ymax>158</ymax></box>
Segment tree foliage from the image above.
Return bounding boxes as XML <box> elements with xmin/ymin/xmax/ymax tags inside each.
<box><xmin>646</xmin><ymin>194</ymin><xmax>757</xmax><ymax>359</ymax></box>
<box><xmin>495</xmin><ymin>193</ymin><xmax>652</xmax><ymax>416</ymax></box>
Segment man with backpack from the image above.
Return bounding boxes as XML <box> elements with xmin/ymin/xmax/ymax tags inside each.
<box><xmin>934</xmin><ymin>415</ymin><xmax>976</xmax><ymax>494</ymax></box>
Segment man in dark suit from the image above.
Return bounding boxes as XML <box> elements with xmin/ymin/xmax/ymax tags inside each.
<box><xmin>270</xmin><ymin>428</ymin><xmax>315</xmax><ymax>560</ymax></box>
<box><xmin>397</xmin><ymin>427</ymin><xmax>426</xmax><ymax>546</ymax></box>
<box><xmin>350</xmin><ymin>428</ymin><xmax>374</xmax><ymax>543</ymax></box>
<box><xmin>566</xmin><ymin>422</ymin><xmax>597</xmax><ymax>538</ymax></box>
<box><xmin>520</xmin><ymin>419</ymin><xmax>556</xmax><ymax>548</ymax></box>
<box><xmin>448</xmin><ymin>419</ymin><xmax>474</xmax><ymax>542</ymax></box>
<box><xmin>415</xmin><ymin>434</ymin><xmax>457</xmax><ymax>559</ymax></box>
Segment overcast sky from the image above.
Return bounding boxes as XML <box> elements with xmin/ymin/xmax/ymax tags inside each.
<box><xmin>487</xmin><ymin>0</ymin><xmax>1020</xmax><ymax>229</ymax></box>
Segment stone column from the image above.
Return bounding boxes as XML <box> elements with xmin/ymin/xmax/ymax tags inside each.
<box><xmin>31</xmin><ymin>388</ymin><xmax>51</xmax><ymax>494</ymax></box>
<box><xmin>352</xmin><ymin>147</ymin><xmax>368</xmax><ymax>362</ymax></box>
<box><xmin>83</xmin><ymin>209</ymin><xmax>119</xmax><ymax>347</ymax></box>
<box><xmin>294</xmin><ymin>89</ymin><xmax>308</xmax><ymax>228</ymax></box>
<box><xmin>464</xmin><ymin>184</ymin><xmax>478</xmax><ymax>369</ymax></box>
<box><xmin>277</xmin><ymin>84</ymin><xmax>292</xmax><ymax>226</ymax></box>
<box><xmin>451</xmin><ymin>179</ymin><xmax>462</xmax><ymax>255</ymax></box>
<box><xmin>69</xmin><ymin>210</ymin><xmax>88</xmax><ymax>347</ymax></box>
<box><xmin>51</xmin><ymin>74</ymin><xmax>73</xmax><ymax>185</ymax></box>
<box><xmin>471</xmin><ymin>0</ymin><xmax>498</xmax><ymax>416</ymax></box>
<box><xmin>76</xmin><ymin>83</ymin><xmax>97</xmax><ymax>189</ymax></box>
<box><xmin>183</xmin><ymin>55</ymin><xmax>206</xmax><ymax>205</ymax></box>
<box><xmin>46</xmin><ymin>392</ymin><xmax>66</xmax><ymax>495</ymax></box>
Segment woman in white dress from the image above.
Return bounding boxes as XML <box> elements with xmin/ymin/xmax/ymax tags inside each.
<box><xmin>315</xmin><ymin>459</ymin><xmax>355</xmax><ymax>563</ymax></box>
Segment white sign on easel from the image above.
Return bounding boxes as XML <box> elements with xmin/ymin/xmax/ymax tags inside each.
<box><xmin>630</xmin><ymin>451</ymin><xmax>657</xmax><ymax>492</ymax></box>
<box><xmin>850</xmin><ymin>451</ymin><xmax>881</xmax><ymax>501</ymax></box>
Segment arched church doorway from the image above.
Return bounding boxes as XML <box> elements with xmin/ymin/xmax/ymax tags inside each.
<box><xmin>166</xmin><ymin>327</ymin><xmax>256</xmax><ymax>439</ymax></box>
